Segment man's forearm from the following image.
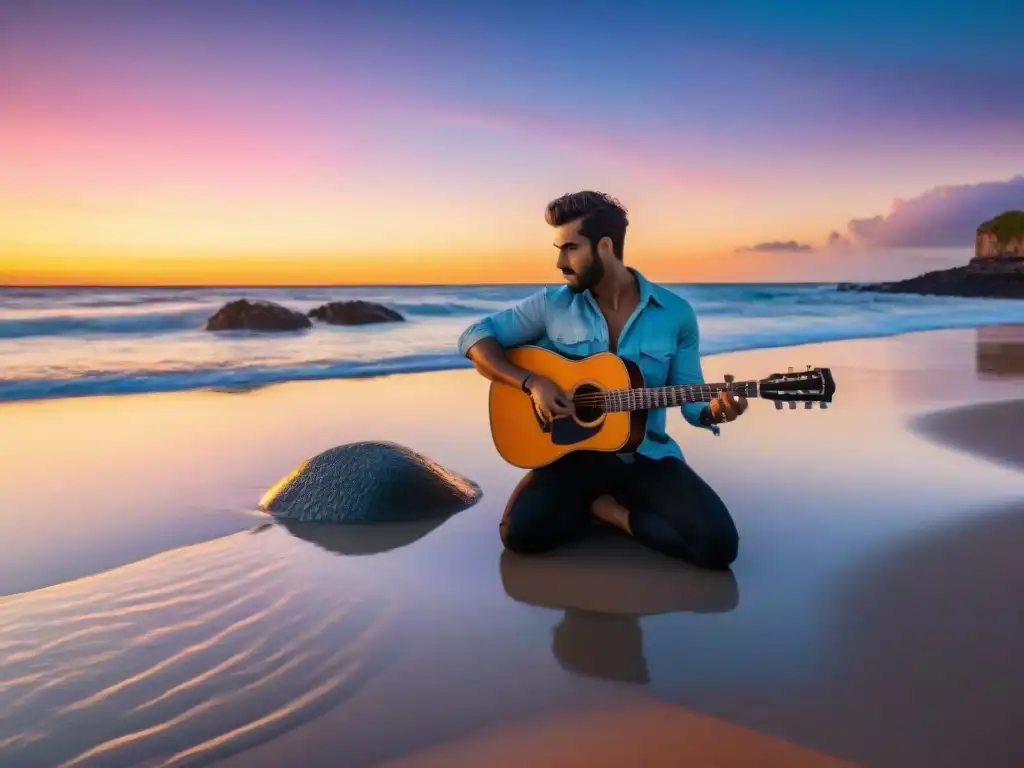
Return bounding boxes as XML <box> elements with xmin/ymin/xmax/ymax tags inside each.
<box><xmin>465</xmin><ymin>337</ymin><xmax>535</xmax><ymax>390</ymax></box>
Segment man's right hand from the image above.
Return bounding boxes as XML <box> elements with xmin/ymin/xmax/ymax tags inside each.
<box><xmin>525</xmin><ymin>375</ymin><xmax>575</xmax><ymax>424</ymax></box>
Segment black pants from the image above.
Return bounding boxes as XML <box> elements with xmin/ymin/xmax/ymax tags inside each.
<box><xmin>500</xmin><ymin>451</ymin><xmax>739</xmax><ymax>570</ymax></box>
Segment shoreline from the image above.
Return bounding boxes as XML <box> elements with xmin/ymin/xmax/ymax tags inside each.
<box><xmin>4</xmin><ymin>320</ymin><xmax>1024</xmax><ymax>406</ymax></box>
<box><xmin>3</xmin><ymin>325</ymin><xmax>1024</xmax><ymax>766</ymax></box>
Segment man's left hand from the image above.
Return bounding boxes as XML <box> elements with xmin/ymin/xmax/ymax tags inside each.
<box><xmin>709</xmin><ymin>389</ymin><xmax>748</xmax><ymax>423</ymax></box>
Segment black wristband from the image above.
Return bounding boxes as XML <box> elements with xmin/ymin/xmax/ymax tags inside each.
<box><xmin>521</xmin><ymin>373</ymin><xmax>533</xmax><ymax>393</ymax></box>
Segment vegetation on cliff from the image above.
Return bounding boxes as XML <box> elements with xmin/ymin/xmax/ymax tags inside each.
<box><xmin>978</xmin><ymin>210</ymin><xmax>1024</xmax><ymax>244</ymax></box>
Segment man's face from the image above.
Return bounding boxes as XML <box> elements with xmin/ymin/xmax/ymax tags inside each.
<box><xmin>553</xmin><ymin>220</ymin><xmax>605</xmax><ymax>294</ymax></box>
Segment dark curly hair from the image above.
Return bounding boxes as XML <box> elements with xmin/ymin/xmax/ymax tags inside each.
<box><xmin>544</xmin><ymin>191</ymin><xmax>629</xmax><ymax>261</ymax></box>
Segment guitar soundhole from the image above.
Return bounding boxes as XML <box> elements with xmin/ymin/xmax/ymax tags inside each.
<box><xmin>572</xmin><ymin>383</ymin><xmax>605</xmax><ymax>425</ymax></box>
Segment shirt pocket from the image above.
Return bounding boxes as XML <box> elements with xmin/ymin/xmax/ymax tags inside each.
<box><xmin>637</xmin><ymin>336</ymin><xmax>676</xmax><ymax>387</ymax></box>
<box><xmin>545</xmin><ymin>317</ymin><xmax>594</xmax><ymax>359</ymax></box>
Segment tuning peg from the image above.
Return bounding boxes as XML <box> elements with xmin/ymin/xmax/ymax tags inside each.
<box><xmin>775</xmin><ymin>400</ymin><xmax>783</xmax><ymax>410</ymax></box>
<box><xmin>804</xmin><ymin>401</ymin><xmax>812</xmax><ymax>409</ymax></box>
<box><xmin>819</xmin><ymin>401</ymin><xmax>828</xmax><ymax>409</ymax></box>
<box><xmin>788</xmin><ymin>367</ymin><xmax>794</xmax><ymax>373</ymax></box>
<box><xmin>724</xmin><ymin>373</ymin><xmax>734</xmax><ymax>383</ymax></box>
<box><xmin>789</xmin><ymin>401</ymin><xmax>796</xmax><ymax>409</ymax></box>
<box><xmin>806</xmin><ymin>364</ymin><xmax>812</xmax><ymax>371</ymax></box>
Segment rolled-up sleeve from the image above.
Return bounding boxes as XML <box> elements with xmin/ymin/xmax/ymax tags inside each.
<box><xmin>667</xmin><ymin>301</ymin><xmax>713</xmax><ymax>431</ymax></box>
<box><xmin>457</xmin><ymin>289</ymin><xmax>548</xmax><ymax>357</ymax></box>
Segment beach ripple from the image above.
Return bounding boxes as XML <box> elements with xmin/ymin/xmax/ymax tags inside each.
<box><xmin>0</xmin><ymin>528</ymin><xmax>399</xmax><ymax>767</ymax></box>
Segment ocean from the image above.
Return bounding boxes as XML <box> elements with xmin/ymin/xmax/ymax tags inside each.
<box><xmin>1</xmin><ymin>283</ymin><xmax>1022</xmax><ymax>403</ymax></box>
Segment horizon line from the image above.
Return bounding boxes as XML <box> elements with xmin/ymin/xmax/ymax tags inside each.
<box><xmin>0</xmin><ymin>279</ymin><xmax>843</xmax><ymax>289</ymax></box>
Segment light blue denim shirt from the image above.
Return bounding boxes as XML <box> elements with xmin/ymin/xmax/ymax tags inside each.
<box><xmin>457</xmin><ymin>268</ymin><xmax>714</xmax><ymax>462</ymax></box>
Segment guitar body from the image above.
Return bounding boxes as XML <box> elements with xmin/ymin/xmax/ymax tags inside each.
<box><xmin>488</xmin><ymin>346</ymin><xmax>648</xmax><ymax>469</ymax></box>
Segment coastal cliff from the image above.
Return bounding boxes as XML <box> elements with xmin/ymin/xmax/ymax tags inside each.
<box><xmin>841</xmin><ymin>210</ymin><xmax>1024</xmax><ymax>299</ymax></box>
<box><xmin>971</xmin><ymin>211</ymin><xmax>1024</xmax><ymax>264</ymax></box>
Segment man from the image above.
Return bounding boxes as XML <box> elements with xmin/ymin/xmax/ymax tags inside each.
<box><xmin>457</xmin><ymin>191</ymin><xmax>745</xmax><ymax>570</ymax></box>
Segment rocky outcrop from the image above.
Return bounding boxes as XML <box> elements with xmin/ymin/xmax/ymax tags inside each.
<box><xmin>205</xmin><ymin>299</ymin><xmax>312</xmax><ymax>331</ymax></box>
<box><xmin>843</xmin><ymin>210</ymin><xmax>1024</xmax><ymax>299</ymax></box>
<box><xmin>971</xmin><ymin>210</ymin><xmax>1024</xmax><ymax>264</ymax></box>
<box><xmin>258</xmin><ymin>441</ymin><xmax>481</xmax><ymax>523</ymax></box>
<box><xmin>308</xmin><ymin>300</ymin><xmax>405</xmax><ymax>325</ymax></box>
<box><xmin>842</xmin><ymin>265</ymin><xmax>1024</xmax><ymax>299</ymax></box>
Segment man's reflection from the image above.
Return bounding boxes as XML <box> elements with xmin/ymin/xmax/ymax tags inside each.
<box><xmin>500</xmin><ymin>529</ymin><xmax>739</xmax><ymax>685</ymax></box>
<box><xmin>976</xmin><ymin>324</ymin><xmax>1024</xmax><ymax>377</ymax></box>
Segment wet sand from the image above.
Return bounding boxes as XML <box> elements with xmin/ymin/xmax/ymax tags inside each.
<box><xmin>2</xmin><ymin>327</ymin><xmax>1024</xmax><ymax>767</ymax></box>
<box><xmin>910</xmin><ymin>398</ymin><xmax>1024</xmax><ymax>473</ymax></box>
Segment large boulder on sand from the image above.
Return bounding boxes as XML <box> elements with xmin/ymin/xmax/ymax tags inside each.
<box><xmin>258</xmin><ymin>441</ymin><xmax>481</xmax><ymax>523</ymax></box>
<box><xmin>206</xmin><ymin>299</ymin><xmax>312</xmax><ymax>331</ymax></box>
<box><xmin>308</xmin><ymin>300</ymin><xmax>405</xmax><ymax>325</ymax></box>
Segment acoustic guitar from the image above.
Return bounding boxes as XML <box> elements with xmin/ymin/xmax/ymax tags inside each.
<box><xmin>489</xmin><ymin>345</ymin><xmax>836</xmax><ymax>468</ymax></box>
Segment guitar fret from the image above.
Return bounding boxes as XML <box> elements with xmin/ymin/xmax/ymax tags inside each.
<box><xmin>599</xmin><ymin>380</ymin><xmax>765</xmax><ymax>412</ymax></box>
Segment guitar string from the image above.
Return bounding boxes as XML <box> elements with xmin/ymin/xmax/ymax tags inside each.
<box><xmin>568</xmin><ymin>384</ymin><xmax>759</xmax><ymax>406</ymax></box>
<box><xmin>566</xmin><ymin>378</ymin><xmax>818</xmax><ymax>402</ymax></box>
<box><xmin>565</xmin><ymin>385</ymin><xmax>818</xmax><ymax>409</ymax></box>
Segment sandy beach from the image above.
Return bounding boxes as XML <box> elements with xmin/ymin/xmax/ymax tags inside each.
<box><xmin>3</xmin><ymin>326</ymin><xmax>1024</xmax><ymax>767</ymax></box>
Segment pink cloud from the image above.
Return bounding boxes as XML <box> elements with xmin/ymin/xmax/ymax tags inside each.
<box><xmin>842</xmin><ymin>175</ymin><xmax>1024</xmax><ymax>248</ymax></box>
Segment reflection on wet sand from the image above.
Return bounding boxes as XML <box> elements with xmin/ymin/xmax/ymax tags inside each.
<box><xmin>911</xmin><ymin>399</ymin><xmax>1024</xmax><ymax>473</ymax></box>
<box><xmin>500</xmin><ymin>529</ymin><xmax>739</xmax><ymax>685</ymax></box>
<box><xmin>909</xmin><ymin>365</ymin><xmax>1024</xmax><ymax>475</ymax></box>
<box><xmin>976</xmin><ymin>324</ymin><xmax>1024</xmax><ymax>377</ymax></box>
<box><xmin>0</xmin><ymin>527</ymin><xmax>400</xmax><ymax>768</ymax></box>
<box><xmin>279</xmin><ymin>516</ymin><xmax>455</xmax><ymax>556</ymax></box>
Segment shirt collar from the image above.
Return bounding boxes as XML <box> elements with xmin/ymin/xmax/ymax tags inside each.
<box><xmin>582</xmin><ymin>266</ymin><xmax>662</xmax><ymax>309</ymax></box>
<box><xmin>629</xmin><ymin>267</ymin><xmax>662</xmax><ymax>308</ymax></box>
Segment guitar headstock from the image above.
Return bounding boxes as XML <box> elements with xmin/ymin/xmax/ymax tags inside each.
<box><xmin>760</xmin><ymin>366</ymin><xmax>835</xmax><ymax>410</ymax></box>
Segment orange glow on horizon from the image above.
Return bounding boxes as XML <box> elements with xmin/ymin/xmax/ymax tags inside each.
<box><xmin>0</xmin><ymin>248</ymin><xmax>749</xmax><ymax>287</ymax></box>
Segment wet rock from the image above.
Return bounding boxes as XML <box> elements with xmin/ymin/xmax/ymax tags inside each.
<box><xmin>845</xmin><ymin>264</ymin><xmax>1024</xmax><ymax>299</ymax></box>
<box><xmin>258</xmin><ymin>441</ymin><xmax>481</xmax><ymax>523</ymax></box>
<box><xmin>205</xmin><ymin>299</ymin><xmax>312</xmax><ymax>331</ymax></box>
<box><xmin>308</xmin><ymin>300</ymin><xmax>405</xmax><ymax>325</ymax></box>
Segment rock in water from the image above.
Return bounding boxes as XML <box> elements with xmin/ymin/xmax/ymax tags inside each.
<box><xmin>259</xmin><ymin>441</ymin><xmax>481</xmax><ymax>523</ymax></box>
<box><xmin>206</xmin><ymin>299</ymin><xmax>312</xmax><ymax>331</ymax></box>
<box><xmin>308</xmin><ymin>300</ymin><xmax>405</xmax><ymax>325</ymax></box>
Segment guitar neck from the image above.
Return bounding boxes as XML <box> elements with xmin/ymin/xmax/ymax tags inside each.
<box><xmin>600</xmin><ymin>380</ymin><xmax>759</xmax><ymax>412</ymax></box>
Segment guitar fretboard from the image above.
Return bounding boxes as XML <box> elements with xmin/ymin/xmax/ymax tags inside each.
<box><xmin>599</xmin><ymin>381</ymin><xmax>759</xmax><ymax>412</ymax></box>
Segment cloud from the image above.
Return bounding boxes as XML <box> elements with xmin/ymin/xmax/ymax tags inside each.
<box><xmin>827</xmin><ymin>231</ymin><xmax>851</xmax><ymax>248</ymax></box>
<box><xmin>843</xmin><ymin>175</ymin><xmax>1024</xmax><ymax>248</ymax></box>
<box><xmin>734</xmin><ymin>240</ymin><xmax>813</xmax><ymax>253</ymax></box>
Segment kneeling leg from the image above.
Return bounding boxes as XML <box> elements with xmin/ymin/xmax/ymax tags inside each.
<box><xmin>500</xmin><ymin>453</ymin><xmax>621</xmax><ymax>554</ymax></box>
<box><xmin>617</xmin><ymin>457</ymin><xmax>739</xmax><ymax>569</ymax></box>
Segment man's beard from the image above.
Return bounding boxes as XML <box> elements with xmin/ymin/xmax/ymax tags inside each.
<box><xmin>562</xmin><ymin>255</ymin><xmax>605</xmax><ymax>294</ymax></box>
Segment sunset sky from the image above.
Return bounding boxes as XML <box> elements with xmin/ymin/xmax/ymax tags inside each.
<box><xmin>2</xmin><ymin>0</ymin><xmax>1023</xmax><ymax>285</ymax></box>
